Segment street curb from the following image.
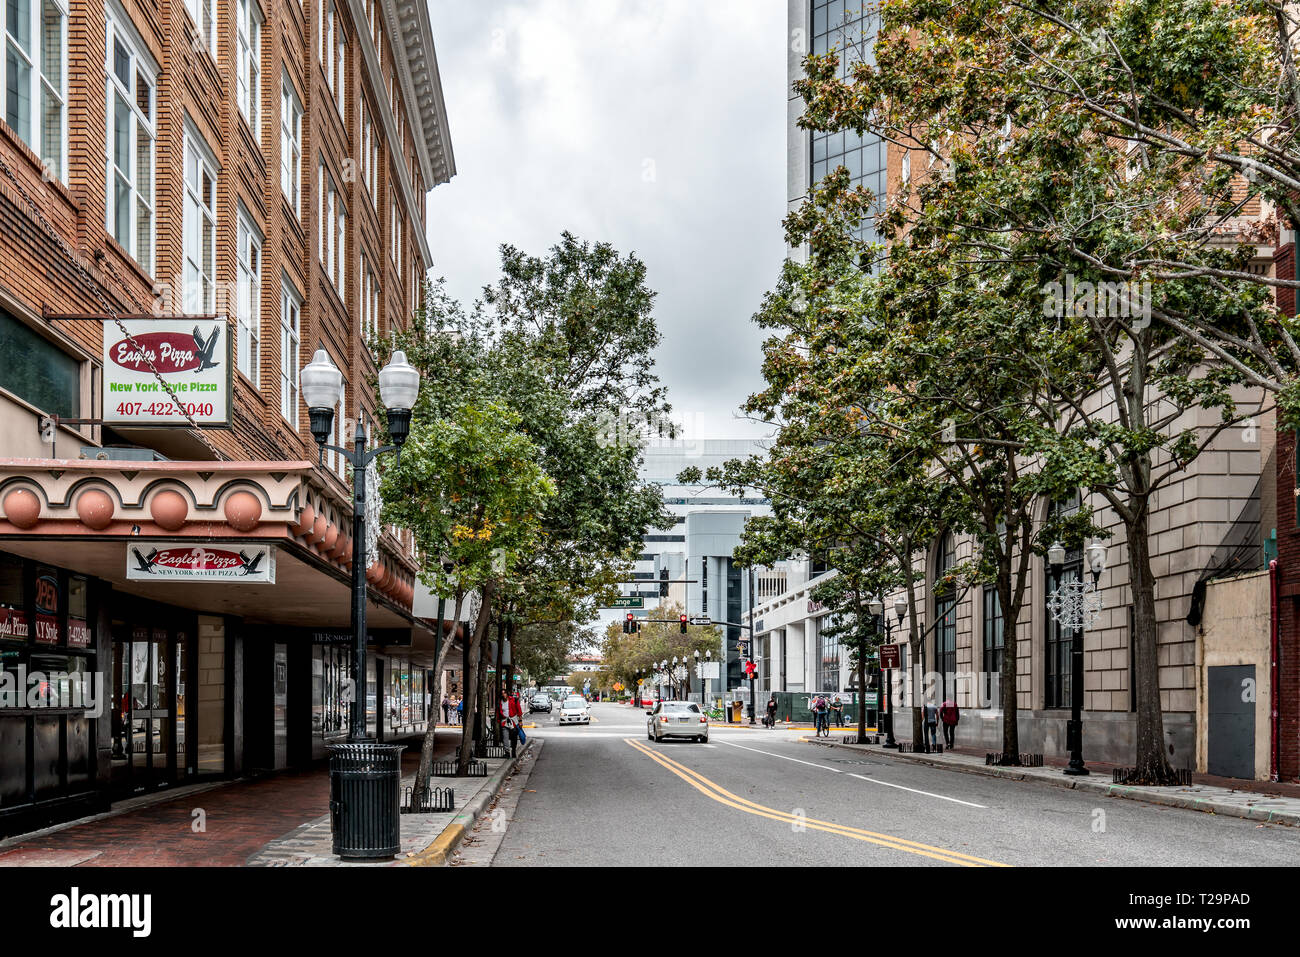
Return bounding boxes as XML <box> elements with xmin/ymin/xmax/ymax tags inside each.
<box><xmin>803</xmin><ymin>738</ymin><xmax>1300</xmax><ymax>827</ymax></box>
<box><xmin>406</xmin><ymin>741</ymin><xmax>537</xmax><ymax>867</ymax></box>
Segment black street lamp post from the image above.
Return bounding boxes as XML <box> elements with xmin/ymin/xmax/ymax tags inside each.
<box><xmin>302</xmin><ymin>348</ymin><xmax>420</xmax><ymax>743</ymax></box>
<box><xmin>868</xmin><ymin>596</ymin><xmax>908</xmax><ymax>749</ymax></box>
<box><xmin>1050</xmin><ymin>539</ymin><xmax>1107</xmax><ymax>777</ymax></box>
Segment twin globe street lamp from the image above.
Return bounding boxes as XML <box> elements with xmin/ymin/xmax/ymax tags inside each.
<box><xmin>1047</xmin><ymin>538</ymin><xmax>1108</xmax><ymax>776</ymax></box>
<box><xmin>300</xmin><ymin>348</ymin><xmax>420</xmax><ymax>742</ymax></box>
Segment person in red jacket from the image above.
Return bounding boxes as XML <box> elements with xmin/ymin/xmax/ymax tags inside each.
<box><xmin>939</xmin><ymin>697</ymin><xmax>960</xmax><ymax>748</ymax></box>
<box><xmin>499</xmin><ymin>684</ymin><xmax>524</xmax><ymax>757</ymax></box>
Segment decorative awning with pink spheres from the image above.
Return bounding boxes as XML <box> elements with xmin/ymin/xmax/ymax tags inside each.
<box><xmin>0</xmin><ymin>458</ymin><xmax>428</xmax><ymax>637</ymax></box>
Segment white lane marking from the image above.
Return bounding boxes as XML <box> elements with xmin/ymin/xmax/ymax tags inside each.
<box><xmin>716</xmin><ymin>740</ymin><xmax>987</xmax><ymax>808</ymax></box>
<box><xmin>846</xmin><ymin>773</ymin><xmax>987</xmax><ymax>808</ymax></box>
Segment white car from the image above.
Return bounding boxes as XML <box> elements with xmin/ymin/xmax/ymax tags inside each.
<box><xmin>558</xmin><ymin>695</ymin><xmax>590</xmax><ymax>725</ymax></box>
<box><xmin>647</xmin><ymin>700</ymin><xmax>709</xmax><ymax>742</ymax></box>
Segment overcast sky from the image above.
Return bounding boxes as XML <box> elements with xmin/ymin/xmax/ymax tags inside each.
<box><xmin>424</xmin><ymin>1</ymin><xmax>786</xmax><ymax>441</ymax></box>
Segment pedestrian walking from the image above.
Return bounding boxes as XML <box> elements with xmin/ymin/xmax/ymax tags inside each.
<box><xmin>499</xmin><ymin>685</ymin><xmax>524</xmax><ymax>757</ymax></box>
<box><xmin>456</xmin><ymin>696</ymin><xmax>464</xmax><ymax>726</ymax></box>
<box><xmin>923</xmin><ymin>701</ymin><xmax>939</xmax><ymax>750</ymax></box>
<box><xmin>940</xmin><ymin>697</ymin><xmax>960</xmax><ymax>748</ymax></box>
<box><xmin>765</xmin><ymin>695</ymin><xmax>778</xmax><ymax>728</ymax></box>
<box><xmin>441</xmin><ymin>695</ymin><xmax>450</xmax><ymax>725</ymax></box>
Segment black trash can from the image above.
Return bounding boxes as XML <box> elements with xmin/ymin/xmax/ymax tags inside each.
<box><xmin>328</xmin><ymin>742</ymin><xmax>405</xmax><ymax>860</ymax></box>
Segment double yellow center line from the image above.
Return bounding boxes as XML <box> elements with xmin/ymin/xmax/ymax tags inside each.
<box><xmin>623</xmin><ymin>738</ymin><xmax>1008</xmax><ymax>867</ymax></box>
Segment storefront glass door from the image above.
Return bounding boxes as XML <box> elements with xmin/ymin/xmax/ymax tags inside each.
<box><xmin>110</xmin><ymin>611</ymin><xmax>193</xmax><ymax>794</ymax></box>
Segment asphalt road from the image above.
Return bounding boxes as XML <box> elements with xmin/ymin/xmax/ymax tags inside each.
<box><xmin>490</xmin><ymin>702</ymin><xmax>1300</xmax><ymax>867</ymax></box>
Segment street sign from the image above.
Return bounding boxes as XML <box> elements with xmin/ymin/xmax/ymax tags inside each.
<box><xmin>608</xmin><ymin>596</ymin><xmax>644</xmax><ymax>608</ymax></box>
<box><xmin>689</xmin><ymin>615</ymin><xmax>711</xmax><ymax>626</ymax></box>
<box><xmin>696</xmin><ymin>661</ymin><xmax>721</xmax><ymax>680</ymax></box>
<box><xmin>880</xmin><ymin>643</ymin><xmax>902</xmax><ymax>669</ymax></box>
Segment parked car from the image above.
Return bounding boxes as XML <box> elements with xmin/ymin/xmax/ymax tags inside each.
<box><xmin>646</xmin><ymin>700</ymin><xmax>709</xmax><ymax>743</ymax></box>
<box><xmin>558</xmin><ymin>695</ymin><xmax>591</xmax><ymax>725</ymax></box>
<box><xmin>529</xmin><ymin>693</ymin><xmax>553</xmax><ymax>713</ymax></box>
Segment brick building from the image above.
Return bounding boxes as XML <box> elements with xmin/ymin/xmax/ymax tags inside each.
<box><xmin>0</xmin><ymin>0</ymin><xmax>457</xmax><ymax>836</ymax></box>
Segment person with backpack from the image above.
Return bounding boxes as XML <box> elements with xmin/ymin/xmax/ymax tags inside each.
<box><xmin>922</xmin><ymin>700</ymin><xmax>939</xmax><ymax>750</ymax></box>
<box><xmin>811</xmin><ymin>694</ymin><xmax>830</xmax><ymax>736</ymax></box>
<box><xmin>940</xmin><ymin>697</ymin><xmax>960</xmax><ymax>748</ymax></box>
<box><xmin>765</xmin><ymin>695</ymin><xmax>778</xmax><ymax>728</ymax></box>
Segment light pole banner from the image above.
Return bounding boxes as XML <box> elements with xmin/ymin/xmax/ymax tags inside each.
<box><xmin>126</xmin><ymin>542</ymin><xmax>276</xmax><ymax>583</ymax></box>
<box><xmin>102</xmin><ymin>318</ymin><xmax>233</xmax><ymax>427</ymax></box>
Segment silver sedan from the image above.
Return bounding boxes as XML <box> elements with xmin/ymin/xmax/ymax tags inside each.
<box><xmin>646</xmin><ymin>700</ymin><xmax>709</xmax><ymax>742</ymax></box>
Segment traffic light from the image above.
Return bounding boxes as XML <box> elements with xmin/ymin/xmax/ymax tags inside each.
<box><xmin>660</xmin><ymin>568</ymin><xmax>669</xmax><ymax>598</ymax></box>
<box><xmin>624</xmin><ymin>613</ymin><xmax>635</xmax><ymax>634</ymax></box>
<box><xmin>679</xmin><ymin>614</ymin><xmax>688</xmax><ymax>634</ymax></box>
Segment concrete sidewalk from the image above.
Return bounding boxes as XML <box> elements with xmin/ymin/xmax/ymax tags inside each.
<box><xmin>804</xmin><ymin>736</ymin><xmax>1300</xmax><ymax>826</ymax></box>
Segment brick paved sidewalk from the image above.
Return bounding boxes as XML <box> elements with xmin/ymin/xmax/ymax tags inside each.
<box><xmin>0</xmin><ymin>731</ymin><xmax>480</xmax><ymax>867</ymax></box>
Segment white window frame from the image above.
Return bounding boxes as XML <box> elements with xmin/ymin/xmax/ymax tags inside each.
<box><xmin>390</xmin><ymin>196</ymin><xmax>402</xmax><ymax>272</ymax></box>
<box><xmin>104</xmin><ymin>4</ymin><xmax>155</xmax><ymax>272</ymax></box>
<box><xmin>235</xmin><ymin>205</ymin><xmax>263</xmax><ymax>383</ymax></box>
<box><xmin>279</xmin><ymin>276</ymin><xmax>302</xmax><ymax>425</ymax></box>
<box><xmin>361</xmin><ymin>256</ymin><xmax>379</xmax><ymax>347</ymax></box>
<box><xmin>320</xmin><ymin>163</ymin><xmax>346</xmax><ymax>297</ymax></box>
<box><xmin>183</xmin><ymin>120</ymin><xmax>218</xmax><ymax>314</ymax></box>
<box><xmin>3</xmin><ymin>0</ymin><xmax>67</xmax><ymax>181</ymax></box>
<box><xmin>280</xmin><ymin>72</ymin><xmax>302</xmax><ymax>215</ymax></box>
<box><xmin>236</xmin><ymin>0</ymin><xmax>261</xmax><ymax>133</ymax></box>
<box><xmin>184</xmin><ymin>0</ymin><xmax>214</xmax><ymax>57</ymax></box>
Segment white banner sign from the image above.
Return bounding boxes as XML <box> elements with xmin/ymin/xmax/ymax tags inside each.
<box><xmin>102</xmin><ymin>319</ymin><xmax>232</xmax><ymax>427</ymax></box>
<box><xmin>126</xmin><ymin>542</ymin><xmax>276</xmax><ymax>583</ymax></box>
<box><xmin>696</xmin><ymin>661</ymin><xmax>721</xmax><ymax>680</ymax></box>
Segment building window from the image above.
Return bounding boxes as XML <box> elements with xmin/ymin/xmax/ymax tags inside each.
<box><xmin>361</xmin><ymin>257</ymin><xmax>379</xmax><ymax>346</ymax></box>
<box><xmin>321</xmin><ymin>0</ymin><xmax>343</xmax><ymax>115</ymax></box>
<box><xmin>3</xmin><ymin>0</ymin><xmax>65</xmax><ymax>180</ymax></box>
<box><xmin>280</xmin><ymin>72</ymin><xmax>302</xmax><ymax>215</ymax></box>
<box><xmin>279</xmin><ymin>277</ymin><xmax>301</xmax><ymax>425</ymax></box>
<box><xmin>982</xmin><ymin>585</ymin><xmax>1003</xmax><ymax>680</ymax></box>
<box><xmin>361</xmin><ymin>101</ymin><xmax>378</xmax><ymax>208</ymax></box>
<box><xmin>236</xmin><ymin>0</ymin><xmax>261</xmax><ymax>133</ymax></box>
<box><xmin>933</xmin><ymin>532</ymin><xmax>956</xmax><ymax>701</ymax></box>
<box><xmin>235</xmin><ymin>207</ymin><xmax>262</xmax><ymax>383</ymax></box>
<box><xmin>390</xmin><ymin>197</ymin><xmax>402</xmax><ymax>272</ymax></box>
<box><xmin>320</xmin><ymin>163</ymin><xmax>346</xmax><ymax>296</ymax></box>
<box><xmin>183</xmin><ymin>125</ymin><xmax>217</xmax><ymax>313</ymax></box>
<box><xmin>815</xmin><ymin>617</ymin><xmax>839</xmax><ymax>693</ymax></box>
<box><xmin>0</xmin><ymin>307</ymin><xmax>79</xmax><ymax>416</ymax></box>
<box><xmin>184</xmin><ymin>0</ymin><xmax>214</xmax><ymax>55</ymax></box>
<box><xmin>104</xmin><ymin>9</ymin><xmax>154</xmax><ymax>271</ymax></box>
<box><xmin>1045</xmin><ymin>490</ymin><xmax>1083</xmax><ymax>709</ymax></box>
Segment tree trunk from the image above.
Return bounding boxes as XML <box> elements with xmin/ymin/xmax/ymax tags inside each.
<box><xmin>1129</xmin><ymin>497</ymin><xmax>1177</xmax><ymax>783</ymax></box>
<box><xmin>456</xmin><ymin>583</ymin><xmax>495</xmax><ymax>775</ymax></box>
<box><xmin>475</xmin><ymin>628</ymin><xmax>490</xmax><ymax>745</ymax></box>
<box><xmin>997</xmin><ymin>564</ymin><xmax>1019</xmax><ymax>763</ymax></box>
<box><xmin>414</xmin><ymin>589</ymin><xmax>461</xmax><ymax>798</ymax></box>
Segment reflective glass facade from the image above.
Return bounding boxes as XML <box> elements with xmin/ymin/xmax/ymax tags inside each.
<box><xmin>809</xmin><ymin>0</ymin><xmax>885</xmax><ymax>245</ymax></box>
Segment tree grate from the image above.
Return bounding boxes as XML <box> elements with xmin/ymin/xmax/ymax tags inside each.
<box><xmin>986</xmin><ymin>752</ymin><xmax>1044</xmax><ymax>767</ymax></box>
<box><xmin>402</xmin><ymin>785</ymin><xmax>455</xmax><ymax>813</ymax></box>
<box><xmin>1113</xmin><ymin>767</ymin><xmax>1192</xmax><ymax>786</ymax></box>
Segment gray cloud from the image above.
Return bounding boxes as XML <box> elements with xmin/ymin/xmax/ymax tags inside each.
<box><xmin>424</xmin><ymin>0</ymin><xmax>786</xmax><ymax>440</ymax></box>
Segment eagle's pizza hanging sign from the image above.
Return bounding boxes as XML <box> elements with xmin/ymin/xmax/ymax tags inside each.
<box><xmin>101</xmin><ymin>319</ymin><xmax>232</xmax><ymax>427</ymax></box>
<box><xmin>126</xmin><ymin>543</ymin><xmax>276</xmax><ymax>583</ymax></box>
